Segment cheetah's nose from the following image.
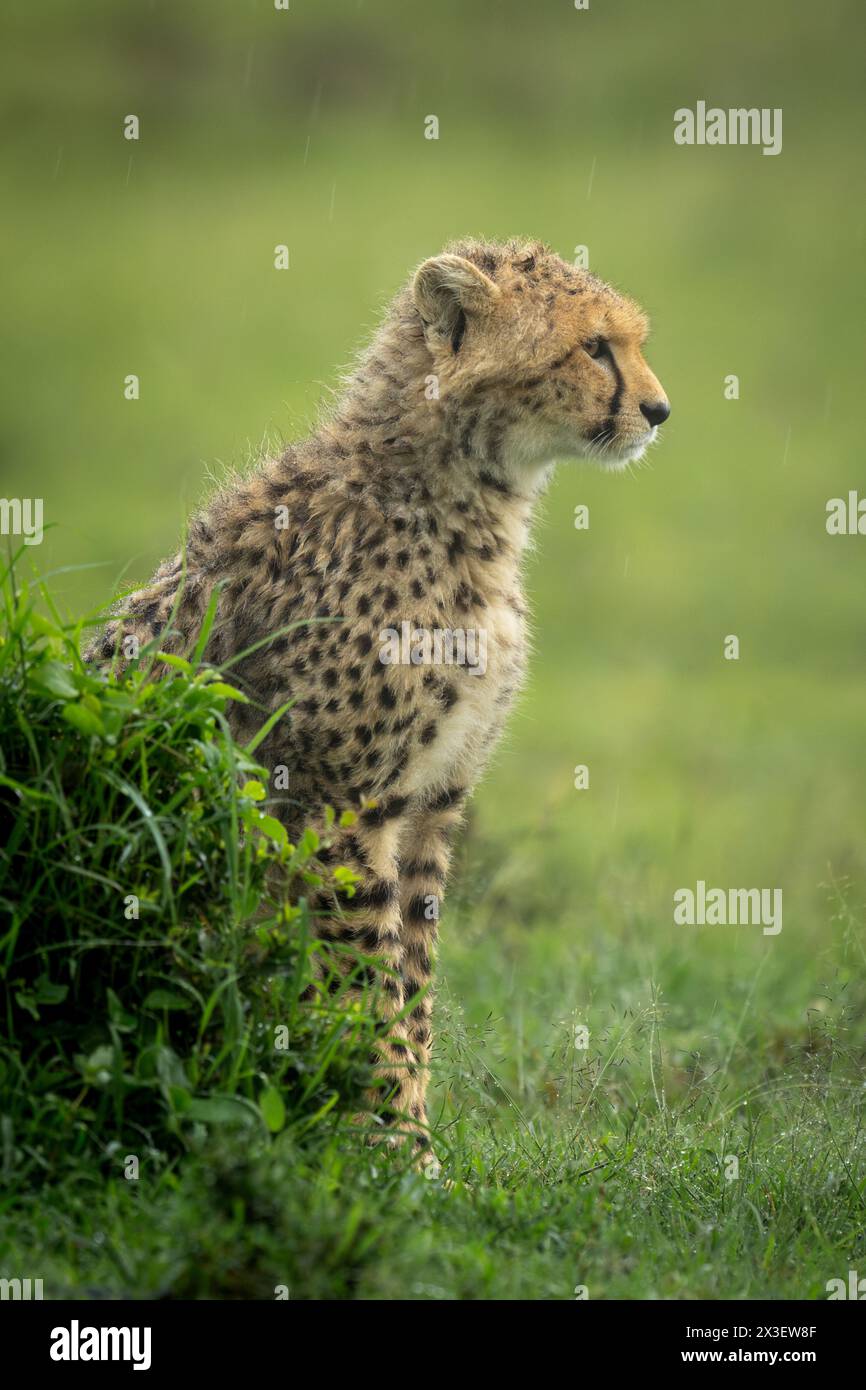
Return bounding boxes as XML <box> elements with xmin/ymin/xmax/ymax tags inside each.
<box><xmin>640</xmin><ymin>400</ymin><xmax>671</xmax><ymax>428</ymax></box>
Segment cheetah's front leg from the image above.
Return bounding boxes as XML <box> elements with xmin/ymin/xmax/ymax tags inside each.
<box><xmin>397</xmin><ymin>790</ymin><xmax>467</xmax><ymax>1149</ymax></box>
<box><xmin>316</xmin><ymin>811</ymin><xmax>425</xmax><ymax>1145</ymax></box>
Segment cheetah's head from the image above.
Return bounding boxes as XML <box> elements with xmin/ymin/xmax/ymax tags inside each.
<box><xmin>412</xmin><ymin>239</ymin><xmax>670</xmax><ymax>480</ymax></box>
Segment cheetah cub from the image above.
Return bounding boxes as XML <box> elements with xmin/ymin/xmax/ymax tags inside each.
<box><xmin>88</xmin><ymin>238</ymin><xmax>670</xmax><ymax>1155</ymax></box>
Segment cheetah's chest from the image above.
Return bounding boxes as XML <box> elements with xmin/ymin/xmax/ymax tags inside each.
<box><xmin>401</xmin><ymin>595</ymin><xmax>527</xmax><ymax>799</ymax></box>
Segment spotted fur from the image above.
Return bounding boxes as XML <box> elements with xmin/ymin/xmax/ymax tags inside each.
<box><xmin>85</xmin><ymin>238</ymin><xmax>669</xmax><ymax>1151</ymax></box>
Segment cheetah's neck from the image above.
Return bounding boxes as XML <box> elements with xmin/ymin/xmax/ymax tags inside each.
<box><xmin>299</xmin><ymin>293</ymin><xmax>552</xmax><ymax>545</ymax></box>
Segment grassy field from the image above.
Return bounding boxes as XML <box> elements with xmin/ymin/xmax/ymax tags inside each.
<box><xmin>1</xmin><ymin>0</ymin><xmax>865</xmax><ymax>1299</ymax></box>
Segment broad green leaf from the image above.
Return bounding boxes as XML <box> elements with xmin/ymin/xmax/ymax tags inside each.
<box><xmin>169</xmin><ymin>1086</ymin><xmax>192</xmax><ymax>1113</ymax></box>
<box><xmin>106</xmin><ymin>988</ymin><xmax>136</xmax><ymax>1033</ymax></box>
<box><xmin>144</xmin><ymin>989</ymin><xmax>192</xmax><ymax>1011</ymax></box>
<box><xmin>75</xmin><ymin>1045</ymin><xmax>115</xmax><ymax>1086</ymax></box>
<box><xmin>258</xmin><ymin>815</ymin><xmax>288</xmax><ymax>846</ymax></box>
<box><xmin>207</xmin><ymin>681</ymin><xmax>248</xmax><ymax>701</ymax></box>
<box><xmin>29</xmin><ymin>660</ymin><xmax>78</xmax><ymax>700</ymax></box>
<box><xmin>260</xmin><ymin>1085</ymin><xmax>286</xmax><ymax>1134</ymax></box>
<box><xmin>62</xmin><ymin>701</ymin><xmax>105</xmax><ymax>736</ymax></box>
<box><xmin>185</xmin><ymin>1096</ymin><xmax>258</xmax><ymax>1126</ymax></box>
<box><xmin>156</xmin><ymin>652</ymin><xmax>192</xmax><ymax>673</ymax></box>
<box><xmin>33</xmin><ymin>973</ymin><xmax>68</xmax><ymax>1006</ymax></box>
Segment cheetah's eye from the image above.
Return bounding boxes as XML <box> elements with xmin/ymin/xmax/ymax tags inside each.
<box><xmin>583</xmin><ymin>336</ymin><xmax>610</xmax><ymax>360</ymax></box>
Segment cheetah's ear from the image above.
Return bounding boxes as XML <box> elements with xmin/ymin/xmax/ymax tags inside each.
<box><xmin>413</xmin><ymin>254</ymin><xmax>500</xmax><ymax>352</ymax></box>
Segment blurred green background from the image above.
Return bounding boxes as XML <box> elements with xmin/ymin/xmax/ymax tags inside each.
<box><xmin>2</xmin><ymin>0</ymin><xmax>865</xmax><ymax>1185</ymax></box>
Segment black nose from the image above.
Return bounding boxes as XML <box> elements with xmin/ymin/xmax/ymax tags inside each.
<box><xmin>640</xmin><ymin>400</ymin><xmax>670</xmax><ymax>428</ymax></box>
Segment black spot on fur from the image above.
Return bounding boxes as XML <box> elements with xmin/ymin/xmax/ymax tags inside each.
<box><xmin>361</xmin><ymin>796</ymin><xmax>408</xmax><ymax>827</ymax></box>
<box><xmin>451</xmin><ymin>308</ymin><xmax>467</xmax><ymax>353</ymax></box>
<box><xmin>429</xmin><ymin>785</ymin><xmax>465</xmax><ymax>812</ymax></box>
<box><xmin>405</xmin><ymin>894</ymin><xmax>433</xmax><ymax>925</ymax></box>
